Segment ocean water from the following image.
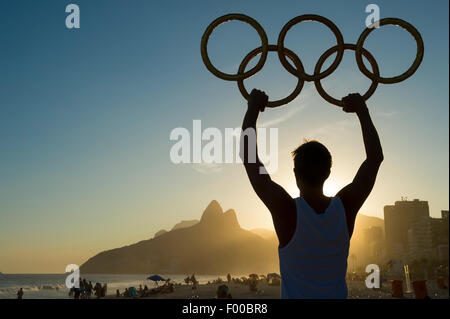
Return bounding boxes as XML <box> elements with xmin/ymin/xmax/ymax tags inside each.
<box><xmin>0</xmin><ymin>274</ymin><xmax>226</xmax><ymax>299</ymax></box>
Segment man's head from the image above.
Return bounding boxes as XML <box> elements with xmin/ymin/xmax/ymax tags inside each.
<box><xmin>292</xmin><ymin>140</ymin><xmax>332</xmax><ymax>189</ymax></box>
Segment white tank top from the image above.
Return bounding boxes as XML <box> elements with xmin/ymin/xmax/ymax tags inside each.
<box><xmin>278</xmin><ymin>197</ymin><xmax>350</xmax><ymax>299</ymax></box>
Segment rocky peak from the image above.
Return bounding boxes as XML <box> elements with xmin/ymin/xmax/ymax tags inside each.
<box><xmin>223</xmin><ymin>209</ymin><xmax>240</xmax><ymax>229</ymax></box>
<box><xmin>199</xmin><ymin>201</ymin><xmax>240</xmax><ymax>230</ymax></box>
<box><xmin>200</xmin><ymin>200</ymin><xmax>223</xmax><ymax>223</ymax></box>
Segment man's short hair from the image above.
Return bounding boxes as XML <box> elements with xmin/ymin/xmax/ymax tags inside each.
<box><xmin>292</xmin><ymin>140</ymin><xmax>332</xmax><ymax>187</ymax></box>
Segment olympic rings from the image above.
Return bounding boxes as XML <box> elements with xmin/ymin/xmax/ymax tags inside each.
<box><xmin>200</xmin><ymin>14</ymin><xmax>424</xmax><ymax>107</ymax></box>
<box><xmin>200</xmin><ymin>14</ymin><xmax>269</xmax><ymax>81</ymax></box>
<box><xmin>314</xmin><ymin>43</ymin><xmax>380</xmax><ymax>107</ymax></box>
<box><xmin>277</xmin><ymin>14</ymin><xmax>345</xmax><ymax>82</ymax></box>
<box><xmin>237</xmin><ymin>45</ymin><xmax>305</xmax><ymax>108</ymax></box>
<box><xmin>355</xmin><ymin>18</ymin><xmax>424</xmax><ymax>84</ymax></box>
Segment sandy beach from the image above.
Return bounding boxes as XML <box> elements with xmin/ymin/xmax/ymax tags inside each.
<box><xmin>109</xmin><ymin>280</ymin><xmax>449</xmax><ymax>299</ymax></box>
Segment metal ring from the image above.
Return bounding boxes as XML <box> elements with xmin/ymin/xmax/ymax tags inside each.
<box><xmin>237</xmin><ymin>45</ymin><xmax>305</xmax><ymax>108</ymax></box>
<box><xmin>277</xmin><ymin>14</ymin><xmax>345</xmax><ymax>82</ymax></box>
<box><xmin>200</xmin><ymin>14</ymin><xmax>269</xmax><ymax>81</ymax></box>
<box><xmin>200</xmin><ymin>14</ymin><xmax>425</xmax><ymax>107</ymax></box>
<box><xmin>314</xmin><ymin>43</ymin><xmax>380</xmax><ymax>107</ymax></box>
<box><xmin>355</xmin><ymin>18</ymin><xmax>424</xmax><ymax>84</ymax></box>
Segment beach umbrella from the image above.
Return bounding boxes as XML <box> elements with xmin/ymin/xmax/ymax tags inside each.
<box><xmin>147</xmin><ymin>275</ymin><xmax>166</xmax><ymax>282</ymax></box>
<box><xmin>267</xmin><ymin>273</ymin><xmax>281</xmax><ymax>278</ymax></box>
<box><xmin>249</xmin><ymin>274</ymin><xmax>259</xmax><ymax>279</ymax></box>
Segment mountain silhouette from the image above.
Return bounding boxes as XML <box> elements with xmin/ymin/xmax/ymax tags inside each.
<box><xmin>80</xmin><ymin>200</ymin><xmax>279</xmax><ymax>274</ymax></box>
<box><xmin>153</xmin><ymin>220</ymin><xmax>199</xmax><ymax>238</ymax></box>
<box><xmin>80</xmin><ymin>200</ymin><xmax>383</xmax><ymax>274</ymax></box>
<box><xmin>154</xmin><ymin>229</ymin><xmax>168</xmax><ymax>238</ymax></box>
<box><xmin>250</xmin><ymin>228</ymin><xmax>278</xmax><ymax>241</ymax></box>
<box><xmin>171</xmin><ymin>219</ymin><xmax>199</xmax><ymax>231</ymax></box>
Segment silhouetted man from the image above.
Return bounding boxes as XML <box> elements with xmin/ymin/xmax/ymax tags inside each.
<box><xmin>17</xmin><ymin>288</ymin><xmax>23</xmax><ymax>299</ymax></box>
<box><xmin>240</xmin><ymin>89</ymin><xmax>383</xmax><ymax>299</ymax></box>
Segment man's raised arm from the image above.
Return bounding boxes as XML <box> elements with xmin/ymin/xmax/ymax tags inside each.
<box><xmin>240</xmin><ymin>89</ymin><xmax>294</xmax><ymax>218</ymax></box>
<box><xmin>337</xmin><ymin>93</ymin><xmax>384</xmax><ymax>236</ymax></box>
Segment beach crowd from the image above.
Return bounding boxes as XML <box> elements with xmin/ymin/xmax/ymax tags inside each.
<box><xmin>69</xmin><ymin>278</ymin><xmax>107</xmax><ymax>299</ymax></box>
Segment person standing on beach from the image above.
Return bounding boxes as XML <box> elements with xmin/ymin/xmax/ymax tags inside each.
<box><xmin>240</xmin><ymin>89</ymin><xmax>383</xmax><ymax>299</ymax></box>
<box><xmin>86</xmin><ymin>281</ymin><xmax>93</xmax><ymax>299</ymax></box>
<box><xmin>191</xmin><ymin>274</ymin><xmax>198</xmax><ymax>289</ymax></box>
<box><xmin>17</xmin><ymin>288</ymin><xmax>23</xmax><ymax>299</ymax></box>
<box><xmin>94</xmin><ymin>282</ymin><xmax>101</xmax><ymax>298</ymax></box>
<box><xmin>74</xmin><ymin>286</ymin><xmax>81</xmax><ymax>299</ymax></box>
<box><xmin>81</xmin><ymin>279</ymin><xmax>87</xmax><ymax>299</ymax></box>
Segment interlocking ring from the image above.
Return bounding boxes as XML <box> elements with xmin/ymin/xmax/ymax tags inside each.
<box><xmin>355</xmin><ymin>18</ymin><xmax>424</xmax><ymax>84</ymax></box>
<box><xmin>314</xmin><ymin>43</ymin><xmax>380</xmax><ymax>107</ymax></box>
<box><xmin>200</xmin><ymin>13</ymin><xmax>269</xmax><ymax>81</ymax></box>
<box><xmin>200</xmin><ymin>14</ymin><xmax>424</xmax><ymax>108</ymax></box>
<box><xmin>277</xmin><ymin>14</ymin><xmax>345</xmax><ymax>82</ymax></box>
<box><xmin>237</xmin><ymin>45</ymin><xmax>305</xmax><ymax>108</ymax></box>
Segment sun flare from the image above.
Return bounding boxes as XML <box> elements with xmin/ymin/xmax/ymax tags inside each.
<box><xmin>323</xmin><ymin>180</ymin><xmax>341</xmax><ymax>197</ymax></box>
<box><xmin>288</xmin><ymin>180</ymin><xmax>341</xmax><ymax>198</ymax></box>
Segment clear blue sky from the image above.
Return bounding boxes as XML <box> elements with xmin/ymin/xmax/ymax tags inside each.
<box><xmin>0</xmin><ymin>0</ymin><xmax>448</xmax><ymax>273</ymax></box>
